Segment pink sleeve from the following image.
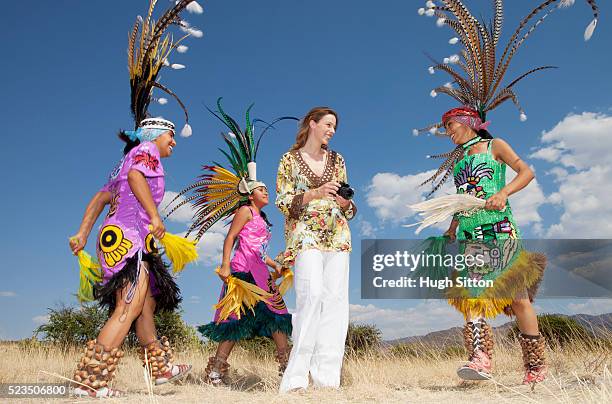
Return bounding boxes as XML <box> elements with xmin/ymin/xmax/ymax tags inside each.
<box><xmin>126</xmin><ymin>142</ymin><xmax>164</xmax><ymax>178</ymax></box>
<box><xmin>99</xmin><ymin>181</ymin><xmax>111</xmax><ymax>193</ymax></box>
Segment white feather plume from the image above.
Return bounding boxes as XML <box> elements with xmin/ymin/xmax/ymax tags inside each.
<box><xmin>436</xmin><ymin>18</ymin><xmax>446</xmax><ymax>27</ymax></box>
<box><xmin>430</xmin><ymin>89</ymin><xmax>438</xmax><ymax>97</ymax></box>
<box><xmin>520</xmin><ymin>113</ymin><xmax>527</xmax><ymax>122</ymax></box>
<box><xmin>157</xmin><ymin>98</ymin><xmax>168</xmax><ymax>105</ymax></box>
<box><xmin>448</xmin><ymin>37</ymin><xmax>459</xmax><ymax>45</ymax></box>
<box><xmin>425</xmin><ymin>8</ymin><xmax>435</xmax><ymax>17</ymax></box>
<box><xmin>186</xmin><ymin>1</ymin><xmax>204</xmax><ymax>14</ymax></box>
<box><xmin>171</xmin><ymin>63</ymin><xmax>186</xmax><ymax>70</ymax></box>
<box><xmin>406</xmin><ymin>194</ymin><xmax>486</xmax><ymax>234</ymax></box>
<box><xmin>428</xmin><ymin>66</ymin><xmax>435</xmax><ymax>74</ymax></box>
<box><xmin>177</xmin><ymin>45</ymin><xmax>189</xmax><ymax>53</ymax></box>
<box><xmin>584</xmin><ymin>19</ymin><xmax>597</xmax><ymax>41</ymax></box>
<box><xmin>418</xmin><ymin>8</ymin><xmax>425</xmax><ymax>15</ymax></box>
<box><xmin>180</xmin><ymin>123</ymin><xmax>192</xmax><ymax>138</ymax></box>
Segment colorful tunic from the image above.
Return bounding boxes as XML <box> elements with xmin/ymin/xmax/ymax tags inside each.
<box><xmin>199</xmin><ymin>208</ymin><xmax>292</xmax><ymax>341</ymax></box>
<box><xmin>97</xmin><ymin>141</ymin><xmax>164</xmax><ymax>280</ymax></box>
<box><xmin>447</xmin><ymin>139</ymin><xmax>545</xmax><ymax>318</ymax></box>
<box><xmin>93</xmin><ymin>141</ymin><xmax>180</xmax><ymax>313</ymax></box>
<box><xmin>276</xmin><ymin>150</ymin><xmax>356</xmax><ymax>268</ymax></box>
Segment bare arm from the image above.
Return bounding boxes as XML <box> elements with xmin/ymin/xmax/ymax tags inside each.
<box><xmin>69</xmin><ymin>191</ymin><xmax>112</xmax><ymax>254</ymax></box>
<box><xmin>127</xmin><ymin>169</ymin><xmax>165</xmax><ymax>239</ymax></box>
<box><xmin>486</xmin><ymin>139</ymin><xmax>534</xmax><ymax>211</ymax></box>
<box><xmin>218</xmin><ymin>206</ymin><xmax>252</xmax><ymax>280</ymax></box>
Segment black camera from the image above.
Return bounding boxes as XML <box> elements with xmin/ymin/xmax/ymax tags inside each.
<box><xmin>337</xmin><ymin>182</ymin><xmax>355</xmax><ymax>200</ymax></box>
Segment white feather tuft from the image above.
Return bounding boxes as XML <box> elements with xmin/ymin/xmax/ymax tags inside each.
<box><xmin>157</xmin><ymin>98</ymin><xmax>168</xmax><ymax>105</ymax></box>
<box><xmin>444</xmin><ymin>82</ymin><xmax>453</xmax><ymax>89</ymax></box>
<box><xmin>428</xmin><ymin>127</ymin><xmax>437</xmax><ymax>135</ymax></box>
<box><xmin>425</xmin><ymin>8</ymin><xmax>435</xmax><ymax>17</ymax></box>
<box><xmin>436</xmin><ymin>18</ymin><xmax>446</xmax><ymax>27</ymax></box>
<box><xmin>418</xmin><ymin>7</ymin><xmax>425</xmax><ymax>15</ymax></box>
<box><xmin>171</xmin><ymin>63</ymin><xmax>186</xmax><ymax>70</ymax></box>
<box><xmin>559</xmin><ymin>0</ymin><xmax>575</xmax><ymax>8</ymax></box>
<box><xmin>430</xmin><ymin>89</ymin><xmax>438</xmax><ymax>98</ymax></box>
<box><xmin>180</xmin><ymin>123</ymin><xmax>192</xmax><ymax>138</ymax></box>
<box><xmin>443</xmin><ymin>57</ymin><xmax>450</xmax><ymax>64</ymax></box>
<box><xmin>425</xmin><ymin>1</ymin><xmax>435</xmax><ymax>8</ymax></box>
<box><xmin>176</xmin><ymin>45</ymin><xmax>188</xmax><ymax>53</ymax></box>
<box><xmin>186</xmin><ymin>1</ymin><xmax>204</xmax><ymax>14</ymax></box>
<box><xmin>406</xmin><ymin>194</ymin><xmax>486</xmax><ymax>234</ymax></box>
<box><xmin>584</xmin><ymin>19</ymin><xmax>597</xmax><ymax>41</ymax></box>
<box><xmin>136</xmin><ymin>15</ymin><xmax>143</xmax><ymax>23</ymax></box>
<box><xmin>448</xmin><ymin>37</ymin><xmax>459</xmax><ymax>45</ymax></box>
<box><xmin>412</xmin><ymin>129</ymin><xmax>419</xmax><ymax>136</ymax></box>
<box><xmin>428</xmin><ymin>66</ymin><xmax>435</xmax><ymax>74</ymax></box>
<box><xmin>449</xmin><ymin>54</ymin><xmax>460</xmax><ymax>64</ymax></box>
<box><xmin>163</xmin><ymin>59</ymin><xmax>170</xmax><ymax>66</ymax></box>
<box><xmin>520</xmin><ymin>113</ymin><xmax>528</xmax><ymax>122</ymax></box>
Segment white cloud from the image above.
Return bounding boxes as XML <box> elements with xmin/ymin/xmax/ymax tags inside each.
<box><xmin>349</xmin><ymin>302</ymin><xmax>465</xmax><ymax>339</ymax></box>
<box><xmin>506</xmin><ymin>166</ymin><xmax>546</xmax><ymax>229</ymax></box>
<box><xmin>359</xmin><ymin>219</ymin><xmax>376</xmax><ymax>237</ymax></box>
<box><xmin>531</xmin><ymin>112</ymin><xmax>612</xmax><ymax>170</ymax></box>
<box><xmin>565</xmin><ymin>299</ymin><xmax>612</xmax><ymax>315</ymax></box>
<box><xmin>194</xmin><ymin>220</ymin><xmax>228</xmax><ymax>266</ymax></box>
<box><xmin>160</xmin><ymin>191</ymin><xmax>197</xmax><ymax>224</ymax></box>
<box><xmin>188</xmin><ymin>295</ymin><xmax>201</xmax><ymax>304</ymax></box>
<box><xmin>0</xmin><ymin>291</ymin><xmax>16</xmax><ymax>297</ymax></box>
<box><xmin>530</xmin><ymin>111</ymin><xmax>612</xmax><ymax>238</ymax></box>
<box><xmin>365</xmin><ymin>170</ymin><xmax>455</xmax><ymax>226</ymax></box>
<box><xmin>32</xmin><ymin>315</ymin><xmax>50</xmax><ymax>325</ymax></box>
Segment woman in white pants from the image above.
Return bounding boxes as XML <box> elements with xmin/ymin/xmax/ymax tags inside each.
<box><xmin>276</xmin><ymin>107</ymin><xmax>356</xmax><ymax>392</ymax></box>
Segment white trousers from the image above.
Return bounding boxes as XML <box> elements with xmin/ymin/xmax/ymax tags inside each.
<box><xmin>279</xmin><ymin>250</ymin><xmax>350</xmax><ymax>392</ymax></box>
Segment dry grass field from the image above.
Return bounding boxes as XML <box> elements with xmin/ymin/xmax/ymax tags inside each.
<box><xmin>1</xmin><ymin>335</ymin><xmax>610</xmax><ymax>404</ymax></box>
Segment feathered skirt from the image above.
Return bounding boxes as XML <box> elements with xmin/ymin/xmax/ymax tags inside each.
<box><xmin>198</xmin><ymin>271</ymin><xmax>292</xmax><ymax>342</ymax></box>
<box><xmin>94</xmin><ymin>252</ymin><xmax>181</xmax><ymax>314</ymax></box>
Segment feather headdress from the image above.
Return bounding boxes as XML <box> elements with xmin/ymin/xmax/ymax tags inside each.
<box><xmin>164</xmin><ymin>98</ymin><xmax>297</xmax><ymax>241</ymax></box>
<box><xmin>414</xmin><ymin>0</ymin><xmax>599</xmax><ymax>195</ymax></box>
<box><xmin>127</xmin><ymin>0</ymin><xmax>203</xmax><ymax>137</ymax></box>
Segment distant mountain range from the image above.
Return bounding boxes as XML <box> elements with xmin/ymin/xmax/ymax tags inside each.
<box><xmin>386</xmin><ymin>313</ymin><xmax>612</xmax><ymax>346</ymax></box>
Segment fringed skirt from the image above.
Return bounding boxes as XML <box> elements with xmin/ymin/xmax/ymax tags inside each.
<box><xmin>198</xmin><ymin>272</ymin><xmax>292</xmax><ymax>342</ymax></box>
<box><xmin>94</xmin><ymin>252</ymin><xmax>181</xmax><ymax>314</ymax></box>
<box><xmin>418</xmin><ymin>236</ymin><xmax>546</xmax><ymax>319</ymax></box>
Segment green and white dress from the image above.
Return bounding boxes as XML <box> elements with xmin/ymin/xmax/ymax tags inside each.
<box><xmin>447</xmin><ymin>138</ymin><xmax>545</xmax><ymax>318</ymax></box>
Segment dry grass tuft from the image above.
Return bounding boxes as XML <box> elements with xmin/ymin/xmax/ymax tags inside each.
<box><xmin>1</xmin><ymin>335</ymin><xmax>610</xmax><ymax>403</ymax></box>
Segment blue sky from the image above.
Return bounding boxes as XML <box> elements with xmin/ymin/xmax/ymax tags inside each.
<box><xmin>1</xmin><ymin>1</ymin><xmax>611</xmax><ymax>340</ymax></box>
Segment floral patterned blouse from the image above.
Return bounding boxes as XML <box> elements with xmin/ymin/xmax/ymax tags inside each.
<box><xmin>276</xmin><ymin>149</ymin><xmax>357</xmax><ymax>268</ymax></box>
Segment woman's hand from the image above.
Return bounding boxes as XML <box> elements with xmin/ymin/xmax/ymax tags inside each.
<box><xmin>335</xmin><ymin>194</ymin><xmax>350</xmax><ymax>209</ymax></box>
<box><xmin>69</xmin><ymin>233</ymin><xmax>87</xmax><ymax>255</ymax></box>
<box><xmin>150</xmin><ymin>214</ymin><xmax>166</xmax><ymax>239</ymax></box>
<box><xmin>218</xmin><ymin>262</ymin><xmax>231</xmax><ymax>282</ymax></box>
<box><xmin>443</xmin><ymin>228</ymin><xmax>457</xmax><ymax>242</ymax></box>
<box><xmin>485</xmin><ymin>191</ymin><xmax>508</xmax><ymax>211</ymax></box>
<box><xmin>315</xmin><ymin>181</ymin><xmax>340</xmax><ymax>199</ymax></box>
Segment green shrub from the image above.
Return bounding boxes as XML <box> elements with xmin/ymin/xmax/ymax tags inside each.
<box><xmin>237</xmin><ymin>336</ymin><xmax>278</xmax><ymax>357</ymax></box>
<box><xmin>508</xmin><ymin>314</ymin><xmax>592</xmax><ymax>347</ymax></box>
<box><xmin>35</xmin><ymin>303</ymin><xmax>201</xmax><ymax>350</ymax></box>
<box><xmin>345</xmin><ymin>323</ymin><xmax>382</xmax><ymax>356</ymax></box>
<box><xmin>35</xmin><ymin>304</ymin><xmax>107</xmax><ymax>347</ymax></box>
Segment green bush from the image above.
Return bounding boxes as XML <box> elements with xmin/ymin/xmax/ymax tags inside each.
<box><xmin>35</xmin><ymin>304</ymin><xmax>107</xmax><ymax>347</ymax></box>
<box><xmin>35</xmin><ymin>303</ymin><xmax>201</xmax><ymax>350</ymax></box>
<box><xmin>508</xmin><ymin>314</ymin><xmax>592</xmax><ymax>347</ymax></box>
<box><xmin>237</xmin><ymin>336</ymin><xmax>278</xmax><ymax>357</ymax></box>
<box><xmin>345</xmin><ymin>323</ymin><xmax>382</xmax><ymax>356</ymax></box>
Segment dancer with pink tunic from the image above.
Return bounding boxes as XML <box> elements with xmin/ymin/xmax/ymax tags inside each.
<box><xmin>167</xmin><ymin>99</ymin><xmax>294</xmax><ymax>385</ymax></box>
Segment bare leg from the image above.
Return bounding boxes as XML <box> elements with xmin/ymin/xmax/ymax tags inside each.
<box><xmin>215</xmin><ymin>340</ymin><xmax>235</xmax><ymax>359</ymax></box>
<box><xmin>97</xmin><ymin>262</ymin><xmax>150</xmax><ymax>348</ymax></box>
<box><xmin>272</xmin><ymin>331</ymin><xmax>289</xmax><ymax>351</ymax></box>
<box><xmin>511</xmin><ymin>298</ymin><xmax>539</xmax><ymax>335</ymax></box>
<box><xmin>135</xmin><ymin>287</ymin><xmax>157</xmax><ymax>345</ymax></box>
